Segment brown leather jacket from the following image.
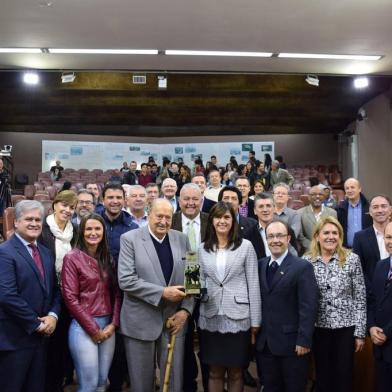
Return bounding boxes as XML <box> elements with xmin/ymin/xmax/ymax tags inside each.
<box><xmin>61</xmin><ymin>248</ymin><xmax>121</xmax><ymax>337</ymax></box>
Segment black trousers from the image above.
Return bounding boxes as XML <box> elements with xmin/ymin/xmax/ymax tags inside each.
<box><xmin>375</xmin><ymin>358</ymin><xmax>392</xmax><ymax>392</ymax></box>
<box><xmin>256</xmin><ymin>344</ymin><xmax>309</xmax><ymax>392</ymax></box>
<box><xmin>45</xmin><ymin>307</ymin><xmax>73</xmax><ymax>392</ymax></box>
<box><xmin>0</xmin><ymin>343</ymin><xmax>47</xmax><ymax>392</ymax></box>
<box><xmin>313</xmin><ymin>326</ymin><xmax>355</xmax><ymax>392</ymax></box>
<box><xmin>183</xmin><ymin>316</ymin><xmax>199</xmax><ymax>392</ymax></box>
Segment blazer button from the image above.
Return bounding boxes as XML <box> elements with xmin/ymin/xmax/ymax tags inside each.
<box><xmin>220</xmin><ymin>284</ymin><xmax>223</xmax><ymax>287</ymax></box>
<box><xmin>327</xmin><ymin>301</ymin><xmax>331</xmax><ymax>305</ymax></box>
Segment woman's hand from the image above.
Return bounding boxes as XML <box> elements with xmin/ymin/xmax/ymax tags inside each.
<box><xmin>103</xmin><ymin>324</ymin><xmax>116</xmax><ymax>339</ymax></box>
<box><xmin>251</xmin><ymin>327</ymin><xmax>260</xmax><ymax>345</ymax></box>
<box><xmin>91</xmin><ymin>330</ymin><xmax>106</xmax><ymax>344</ymax></box>
<box><xmin>354</xmin><ymin>338</ymin><xmax>365</xmax><ymax>352</ymax></box>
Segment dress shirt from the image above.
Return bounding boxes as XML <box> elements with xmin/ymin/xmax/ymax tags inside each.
<box><xmin>303</xmin><ymin>252</ymin><xmax>366</xmax><ymax>337</ymax></box>
<box><xmin>374</xmin><ymin>226</ymin><xmax>389</xmax><ymax>260</ymax></box>
<box><xmin>148</xmin><ymin>224</ymin><xmax>166</xmax><ymax>243</ymax></box>
<box><xmin>204</xmin><ymin>185</ymin><xmax>224</xmax><ymax>202</ymax></box>
<box><xmin>239</xmin><ymin>201</ymin><xmax>249</xmax><ymax>218</ymax></box>
<box><xmin>347</xmin><ymin>201</ymin><xmax>362</xmax><ymax>247</ymax></box>
<box><xmin>274</xmin><ymin>207</ymin><xmax>301</xmax><ymax>237</ymax></box>
<box><xmin>167</xmin><ymin>196</ymin><xmax>178</xmax><ymax>212</ymax></box>
<box><xmin>181</xmin><ymin>213</ymin><xmax>201</xmax><ymax>248</ymax></box>
<box><xmin>259</xmin><ymin>225</ymin><xmax>271</xmax><ymax>257</ymax></box>
<box><xmin>129</xmin><ymin>212</ymin><xmax>148</xmax><ymax>227</ymax></box>
<box><xmin>311</xmin><ymin>205</ymin><xmax>324</xmax><ymax>222</ymax></box>
<box><xmin>269</xmin><ymin>249</ymin><xmax>288</xmax><ymax>267</ymax></box>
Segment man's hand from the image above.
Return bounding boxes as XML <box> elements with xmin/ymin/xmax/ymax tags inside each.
<box><xmin>370</xmin><ymin>327</ymin><xmax>387</xmax><ymax>346</ymax></box>
<box><xmin>251</xmin><ymin>327</ymin><xmax>260</xmax><ymax>345</ymax></box>
<box><xmin>102</xmin><ymin>324</ymin><xmax>116</xmax><ymax>339</ymax></box>
<box><xmin>167</xmin><ymin>310</ymin><xmax>189</xmax><ymax>334</ymax></box>
<box><xmin>162</xmin><ymin>286</ymin><xmax>186</xmax><ymax>303</ymax></box>
<box><xmin>295</xmin><ymin>345</ymin><xmax>310</xmax><ymax>356</ymax></box>
<box><xmin>37</xmin><ymin>315</ymin><xmax>57</xmax><ymax>336</ymax></box>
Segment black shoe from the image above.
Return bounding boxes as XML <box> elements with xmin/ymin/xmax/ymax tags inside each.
<box><xmin>243</xmin><ymin>369</ymin><xmax>257</xmax><ymax>387</ymax></box>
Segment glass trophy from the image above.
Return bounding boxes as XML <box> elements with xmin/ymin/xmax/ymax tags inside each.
<box><xmin>184</xmin><ymin>251</ymin><xmax>201</xmax><ymax>295</ymax></box>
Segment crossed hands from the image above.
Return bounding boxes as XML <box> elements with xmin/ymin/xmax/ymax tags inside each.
<box><xmin>91</xmin><ymin>324</ymin><xmax>116</xmax><ymax>345</ymax></box>
<box><xmin>36</xmin><ymin>315</ymin><xmax>57</xmax><ymax>336</ymax></box>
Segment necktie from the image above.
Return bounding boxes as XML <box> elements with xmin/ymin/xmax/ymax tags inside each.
<box><xmin>266</xmin><ymin>260</ymin><xmax>278</xmax><ymax>288</ymax></box>
<box><xmin>385</xmin><ymin>268</ymin><xmax>392</xmax><ymax>290</ymax></box>
<box><xmin>29</xmin><ymin>243</ymin><xmax>45</xmax><ymax>279</ymax></box>
<box><xmin>187</xmin><ymin>221</ymin><xmax>197</xmax><ymax>252</ymax></box>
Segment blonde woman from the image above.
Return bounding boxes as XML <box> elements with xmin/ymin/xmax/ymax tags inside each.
<box><xmin>303</xmin><ymin>216</ymin><xmax>366</xmax><ymax>392</ymax></box>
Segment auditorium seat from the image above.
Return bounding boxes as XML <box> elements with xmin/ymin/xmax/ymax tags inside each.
<box><xmin>3</xmin><ymin>207</ymin><xmax>15</xmax><ymax>240</ymax></box>
<box><xmin>11</xmin><ymin>194</ymin><xmax>26</xmax><ymax>206</ymax></box>
<box><xmin>289</xmin><ymin>190</ymin><xmax>302</xmax><ymax>200</ymax></box>
<box><xmin>24</xmin><ymin>185</ymin><xmax>36</xmax><ymax>199</ymax></box>
<box><xmin>41</xmin><ymin>200</ymin><xmax>53</xmax><ymax>216</ymax></box>
<box><xmin>299</xmin><ymin>194</ymin><xmax>310</xmax><ymax>206</ymax></box>
<box><xmin>288</xmin><ymin>199</ymin><xmax>304</xmax><ymax>210</ymax></box>
<box><xmin>45</xmin><ymin>185</ymin><xmax>57</xmax><ymax>199</ymax></box>
<box><xmin>34</xmin><ymin>194</ymin><xmax>50</xmax><ymax>201</ymax></box>
<box><xmin>332</xmin><ymin>189</ymin><xmax>345</xmax><ymax>202</ymax></box>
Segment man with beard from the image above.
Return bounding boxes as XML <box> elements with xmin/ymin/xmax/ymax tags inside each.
<box><xmin>71</xmin><ymin>189</ymin><xmax>95</xmax><ymax>226</ymax></box>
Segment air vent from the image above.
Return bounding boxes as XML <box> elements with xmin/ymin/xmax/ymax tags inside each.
<box><xmin>132</xmin><ymin>75</ymin><xmax>147</xmax><ymax>84</ymax></box>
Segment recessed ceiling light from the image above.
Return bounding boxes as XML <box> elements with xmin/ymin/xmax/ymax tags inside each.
<box><xmin>0</xmin><ymin>48</ymin><xmax>42</xmax><ymax>53</ymax></box>
<box><xmin>165</xmin><ymin>50</ymin><xmax>273</xmax><ymax>57</ymax></box>
<box><xmin>353</xmin><ymin>77</ymin><xmax>369</xmax><ymax>89</ymax></box>
<box><xmin>23</xmin><ymin>72</ymin><xmax>39</xmax><ymax>85</ymax></box>
<box><xmin>278</xmin><ymin>53</ymin><xmax>382</xmax><ymax>61</ymax></box>
<box><xmin>49</xmin><ymin>48</ymin><xmax>158</xmax><ymax>55</ymax></box>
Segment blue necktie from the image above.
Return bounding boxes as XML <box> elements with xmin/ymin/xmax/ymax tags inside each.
<box><xmin>267</xmin><ymin>261</ymin><xmax>278</xmax><ymax>288</ymax></box>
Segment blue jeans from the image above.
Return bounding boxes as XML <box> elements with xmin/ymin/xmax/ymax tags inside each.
<box><xmin>69</xmin><ymin>316</ymin><xmax>116</xmax><ymax>392</ymax></box>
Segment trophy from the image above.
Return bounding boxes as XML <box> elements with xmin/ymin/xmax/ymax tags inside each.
<box><xmin>184</xmin><ymin>251</ymin><xmax>202</xmax><ymax>295</ymax></box>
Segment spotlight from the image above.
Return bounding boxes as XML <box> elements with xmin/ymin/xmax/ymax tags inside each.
<box><xmin>354</xmin><ymin>77</ymin><xmax>369</xmax><ymax>89</ymax></box>
<box><xmin>158</xmin><ymin>75</ymin><xmax>167</xmax><ymax>89</ymax></box>
<box><xmin>305</xmin><ymin>74</ymin><xmax>319</xmax><ymax>87</ymax></box>
<box><xmin>23</xmin><ymin>72</ymin><xmax>39</xmax><ymax>85</ymax></box>
<box><xmin>61</xmin><ymin>72</ymin><xmax>76</xmax><ymax>83</ymax></box>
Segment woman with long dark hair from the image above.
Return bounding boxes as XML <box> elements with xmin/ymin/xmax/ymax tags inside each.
<box><xmin>198</xmin><ymin>202</ymin><xmax>261</xmax><ymax>392</ymax></box>
<box><xmin>62</xmin><ymin>213</ymin><xmax>121</xmax><ymax>392</ymax></box>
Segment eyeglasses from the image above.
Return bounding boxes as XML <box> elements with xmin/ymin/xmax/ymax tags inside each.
<box><xmin>78</xmin><ymin>200</ymin><xmax>93</xmax><ymax>206</ymax></box>
<box><xmin>266</xmin><ymin>233</ymin><xmax>288</xmax><ymax>240</ymax></box>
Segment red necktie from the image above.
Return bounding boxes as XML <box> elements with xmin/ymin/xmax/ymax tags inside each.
<box><xmin>29</xmin><ymin>243</ymin><xmax>45</xmax><ymax>279</ymax></box>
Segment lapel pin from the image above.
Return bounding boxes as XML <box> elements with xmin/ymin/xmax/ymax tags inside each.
<box><xmin>280</xmin><ymin>271</ymin><xmax>284</xmax><ymax>275</ymax></box>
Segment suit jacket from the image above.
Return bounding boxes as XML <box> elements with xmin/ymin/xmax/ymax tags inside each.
<box><xmin>353</xmin><ymin>226</ymin><xmax>380</xmax><ymax>289</ymax></box>
<box><xmin>297</xmin><ymin>205</ymin><xmax>337</xmax><ymax>251</ymax></box>
<box><xmin>256</xmin><ymin>253</ymin><xmax>318</xmax><ymax>356</ymax></box>
<box><xmin>246</xmin><ymin>198</ymin><xmax>257</xmax><ymax>220</ymax></box>
<box><xmin>367</xmin><ymin>257</ymin><xmax>392</xmax><ymax>363</ymax></box>
<box><xmin>118</xmin><ymin>226</ymin><xmax>193</xmax><ymax>341</ymax></box>
<box><xmin>238</xmin><ymin>215</ymin><xmax>267</xmax><ymax>259</ymax></box>
<box><xmin>0</xmin><ymin>235</ymin><xmax>61</xmax><ymax>351</ymax></box>
<box><xmin>202</xmin><ymin>197</ymin><xmax>216</xmax><ymax>214</ymax></box>
<box><xmin>269</xmin><ymin>168</ymin><xmax>295</xmax><ymax>188</ymax></box>
<box><xmin>171</xmin><ymin>211</ymin><xmax>208</xmax><ymax>244</ymax></box>
<box><xmin>336</xmin><ymin>193</ymin><xmax>372</xmax><ymax>247</ymax></box>
<box><xmin>198</xmin><ymin>239</ymin><xmax>261</xmax><ymax>329</ymax></box>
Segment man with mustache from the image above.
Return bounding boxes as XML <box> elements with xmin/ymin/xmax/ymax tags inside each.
<box><xmin>72</xmin><ymin>189</ymin><xmax>96</xmax><ymax>226</ymax></box>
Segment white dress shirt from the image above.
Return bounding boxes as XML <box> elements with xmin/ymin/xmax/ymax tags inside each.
<box><xmin>181</xmin><ymin>213</ymin><xmax>201</xmax><ymax>248</ymax></box>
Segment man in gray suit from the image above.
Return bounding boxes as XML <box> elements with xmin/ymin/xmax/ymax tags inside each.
<box><xmin>118</xmin><ymin>198</ymin><xmax>193</xmax><ymax>392</ymax></box>
<box><xmin>269</xmin><ymin>160</ymin><xmax>294</xmax><ymax>189</ymax></box>
<box><xmin>298</xmin><ymin>185</ymin><xmax>337</xmax><ymax>252</ymax></box>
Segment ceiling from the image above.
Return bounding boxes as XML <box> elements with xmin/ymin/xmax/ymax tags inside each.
<box><xmin>0</xmin><ymin>0</ymin><xmax>392</xmax><ymax>75</ymax></box>
<box><xmin>1</xmin><ymin>1</ymin><xmax>392</xmax><ymax>137</ymax></box>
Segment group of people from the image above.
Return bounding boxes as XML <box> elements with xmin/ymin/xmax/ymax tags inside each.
<box><xmin>1</xmin><ymin>153</ymin><xmax>392</xmax><ymax>392</ymax></box>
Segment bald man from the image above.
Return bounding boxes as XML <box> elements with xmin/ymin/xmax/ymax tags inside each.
<box><xmin>336</xmin><ymin>178</ymin><xmax>372</xmax><ymax>247</ymax></box>
<box><xmin>118</xmin><ymin>198</ymin><xmax>193</xmax><ymax>391</ymax></box>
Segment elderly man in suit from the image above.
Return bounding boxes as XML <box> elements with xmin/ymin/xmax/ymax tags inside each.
<box><xmin>298</xmin><ymin>185</ymin><xmax>337</xmax><ymax>252</ymax></box>
<box><xmin>269</xmin><ymin>160</ymin><xmax>294</xmax><ymax>189</ymax></box>
<box><xmin>336</xmin><ymin>177</ymin><xmax>372</xmax><ymax>248</ymax></box>
<box><xmin>172</xmin><ymin>182</ymin><xmax>208</xmax><ymax>392</ymax></box>
<box><xmin>257</xmin><ymin>220</ymin><xmax>318</xmax><ymax>392</ymax></box>
<box><xmin>118</xmin><ymin>198</ymin><xmax>193</xmax><ymax>392</ymax></box>
<box><xmin>368</xmin><ymin>221</ymin><xmax>392</xmax><ymax>392</ymax></box>
<box><xmin>0</xmin><ymin>200</ymin><xmax>61</xmax><ymax>392</ymax></box>
<box><xmin>354</xmin><ymin>195</ymin><xmax>392</xmax><ymax>288</ymax></box>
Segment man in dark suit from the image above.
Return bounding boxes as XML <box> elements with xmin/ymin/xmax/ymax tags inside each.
<box><xmin>368</xmin><ymin>221</ymin><xmax>392</xmax><ymax>392</ymax></box>
<box><xmin>192</xmin><ymin>174</ymin><xmax>216</xmax><ymax>214</ymax></box>
<box><xmin>353</xmin><ymin>195</ymin><xmax>391</xmax><ymax>288</ymax></box>
<box><xmin>235</xmin><ymin>176</ymin><xmax>256</xmax><ymax>220</ymax></box>
<box><xmin>336</xmin><ymin>177</ymin><xmax>372</xmax><ymax>248</ymax></box>
<box><xmin>0</xmin><ymin>200</ymin><xmax>61</xmax><ymax>392</ymax></box>
<box><xmin>172</xmin><ymin>182</ymin><xmax>208</xmax><ymax>392</ymax></box>
<box><xmin>161</xmin><ymin>177</ymin><xmax>181</xmax><ymax>212</ymax></box>
<box><xmin>257</xmin><ymin>220</ymin><xmax>318</xmax><ymax>392</ymax></box>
